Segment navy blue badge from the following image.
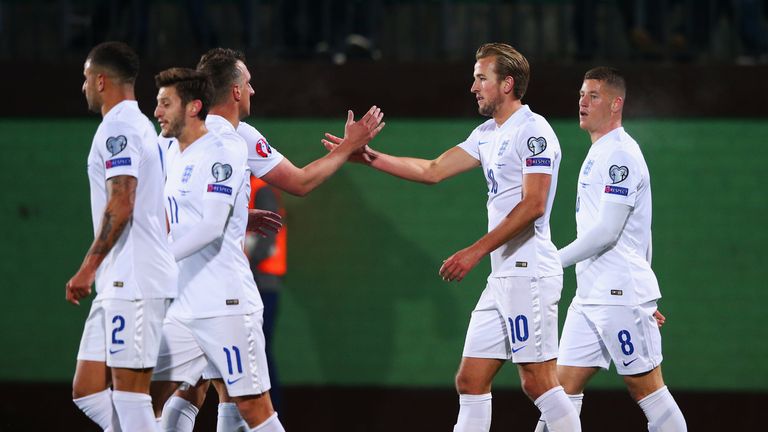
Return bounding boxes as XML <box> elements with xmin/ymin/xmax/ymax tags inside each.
<box><xmin>527</xmin><ymin>137</ymin><xmax>547</xmax><ymax>156</ymax></box>
<box><xmin>106</xmin><ymin>135</ymin><xmax>128</xmax><ymax>156</ymax></box>
<box><xmin>211</xmin><ymin>162</ymin><xmax>233</xmax><ymax>183</ymax></box>
<box><xmin>609</xmin><ymin>165</ymin><xmax>629</xmax><ymax>184</ymax></box>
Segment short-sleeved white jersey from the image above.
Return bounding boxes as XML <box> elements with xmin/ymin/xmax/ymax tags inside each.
<box><xmin>234</xmin><ymin>120</ymin><xmax>284</xmax><ymax>177</ymax></box>
<box><xmin>458</xmin><ymin>105</ymin><xmax>562</xmax><ymax>278</ymax></box>
<box><xmin>86</xmin><ymin>100</ymin><xmax>177</xmax><ymax>300</ymax></box>
<box><xmin>573</xmin><ymin>127</ymin><xmax>660</xmax><ymax>305</ymax></box>
<box><xmin>164</xmin><ymin>125</ymin><xmax>261</xmax><ymax>319</ymax></box>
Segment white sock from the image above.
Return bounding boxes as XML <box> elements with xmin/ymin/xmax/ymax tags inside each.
<box><xmin>160</xmin><ymin>395</ymin><xmax>199</xmax><ymax>432</ymax></box>
<box><xmin>453</xmin><ymin>393</ymin><xmax>492</xmax><ymax>432</ymax></box>
<box><xmin>250</xmin><ymin>412</ymin><xmax>286</xmax><ymax>431</ymax></box>
<box><xmin>638</xmin><ymin>386</ymin><xmax>687</xmax><ymax>432</ymax></box>
<box><xmin>217</xmin><ymin>402</ymin><xmax>250</xmax><ymax>431</ymax></box>
<box><xmin>533</xmin><ymin>386</ymin><xmax>581</xmax><ymax>432</ymax></box>
<box><xmin>73</xmin><ymin>388</ymin><xmax>114</xmax><ymax>430</ymax></box>
<box><xmin>112</xmin><ymin>390</ymin><xmax>157</xmax><ymax>432</ymax></box>
<box><xmin>534</xmin><ymin>393</ymin><xmax>583</xmax><ymax>432</ymax></box>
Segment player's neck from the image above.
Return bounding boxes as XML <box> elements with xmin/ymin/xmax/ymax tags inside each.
<box><xmin>208</xmin><ymin>104</ymin><xmax>239</xmax><ymax>129</ymax></box>
<box><xmin>100</xmin><ymin>87</ymin><xmax>136</xmax><ymax>117</ymax></box>
<box><xmin>493</xmin><ymin>99</ymin><xmax>523</xmax><ymax>126</ymax></box>
<box><xmin>589</xmin><ymin>120</ymin><xmax>622</xmax><ymax>144</ymax></box>
<box><xmin>178</xmin><ymin>122</ymin><xmax>209</xmax><ymax>152</ymax></box>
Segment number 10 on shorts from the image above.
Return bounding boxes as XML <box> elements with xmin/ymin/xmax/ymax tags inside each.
<box><xmin>508</xmin><ymin>315</ymin><xmax>529</xmax><ymax>344</ymax></box>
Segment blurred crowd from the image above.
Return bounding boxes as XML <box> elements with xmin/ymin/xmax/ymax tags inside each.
<box><xmin>1</xmin><ymin>0</ymin><xmax>766</xmax><ymax>64</ymax></box>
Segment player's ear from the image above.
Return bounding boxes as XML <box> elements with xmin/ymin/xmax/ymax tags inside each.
<box><xmin>188</xmin><ymin>99</ymin><xmax>202</xmax><ymax>117</ymax></box>
<box><xmin>503</xmin><ymin>76</ymin><xmax>514</xmax><ymax>95</ymax></box>
<box><xmin>611</xmin><ymin>97</ymin><xmax>624</xmax><ymax>113</ymax></box>
<box><xmin>97</xmin><ymin>74</ymin><xmax>106</xmax><ymax>92</ymax></box>
<box><xmin>233</xmin><ymin>84</ymin><xmax>241</xmax><ymax>102</ymax></box>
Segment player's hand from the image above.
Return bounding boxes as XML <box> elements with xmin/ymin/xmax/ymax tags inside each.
<box><xmin>246</xmin><ymin>209</ymin><xmax>283</xmax><ymax>237</ymax></box>
<box><xmin>322</xmin><ymin>133</ymin><xmax>375</xmax><ymax>163</ymax></box>
<box><xmin>339</xmin><ymin>106</ymin><xmax>385</xmax><ymax>151</ymax></box>
<box><xmin>65</xmin><ymin>270</ymin><xmax>95</xmax><ymax>306</ymax></box>
<box><xmin>439</xmin><ymin>246</ymin><xmax>483</xmax><ymax>282</ymax></box>
<box><xmin>653</xmin><ymin>309</ymin><xmax>666</xmax><ymax>328</ymax></box>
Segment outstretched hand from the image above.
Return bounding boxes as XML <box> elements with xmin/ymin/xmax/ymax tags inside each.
<box><xmin>328</xmin><ymin>106</ymin><xmax>385</xmax><ymax>154</ymax></box>
<box><xmin>246</xmin><ymin>209</ymin><xmax>283</xmax><ymax>237</ymax></box>
<box><xmin>322</xmin><ymin>132</ymin><xmax>374</xmax><ymax>163</ymax></box>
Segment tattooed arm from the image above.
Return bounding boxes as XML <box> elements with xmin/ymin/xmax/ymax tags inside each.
<box><xmin>66</xmin><ymin>175</ymin><xmax>137</xmax><ymax>305</ymax></box>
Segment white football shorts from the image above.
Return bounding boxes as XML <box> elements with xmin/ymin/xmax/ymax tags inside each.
<box><xmin>77</xmin><ymin>298</ymin><xmax>171</xmax><ymax>369</ymax></box>
<box><xmin>462</xmin><ymin>275</ymin><xmax>562</xmax><ymax>363</ymax></box>
<box><xmin>152</xmin><ymin>311</ymin><xmax>270</xmax><ymax>397</ymax></box>
<box><xmin>557</xmin><ymin>300</ymin><xmax>663</xmax><ymax>375</ymax></box>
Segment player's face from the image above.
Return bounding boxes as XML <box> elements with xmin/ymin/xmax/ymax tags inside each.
<box><xmin>579</xmin><ymin>79</ymin><xmax>615</xmax><ymax>132</ymax></box>
<box><xmin>155</xmin><ymin>86</ymin><xmax>186</xmax><ymax>138</ymax></box>
<box><xmin>82</xmin><ymin>60</ymin><xmax>102</xmax><ymax>113</ymax></box>
<box><xmin>471</xmin><ymin>57</ymin><xmax>504</xmax><ymax>117</ymax></box>
<box><xmin>236</xmin><ymin>60</ymin><xmax>254</xmax><ymax>120</ymax></box>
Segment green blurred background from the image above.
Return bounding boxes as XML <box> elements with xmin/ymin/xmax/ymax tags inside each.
<box><xmin>2</xmin><ymin>117</ymin><xmax>766</xmax><ymax>391</ymax></box>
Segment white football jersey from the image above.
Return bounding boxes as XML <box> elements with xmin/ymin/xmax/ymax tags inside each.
<box><xmin>86</xmin><ymin>100</ymin><xmax>177</xmax><ymax>300</ymax></box>
<box><xmin>164</xmin><ymin>125</ymin><xmax>261</xmax><ymax>319</ymax></box>
<box><xmin>235</xmin><ymin>120</ymin><xmax>284</xmax><ymax>177</ymax></box>
<box><xmin>458</xmin><ymin>105</ymin><xmax>562</xmax><ymax>278</ymax></box>
<box><xmin>573</xmin><ymin>127</ymin><xmax>660</xmax><ymax>305</ymax></box>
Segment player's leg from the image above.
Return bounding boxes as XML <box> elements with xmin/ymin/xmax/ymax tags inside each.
<box><xmin>106</xmin><ymin>298</ymin><xmax>170</xmax><ymax>432</ymax></box>
<box><xmin>504</xmin><ymin>277</ymin><xmax>581</xmax><ymax>432</ymax></box>
<box><xmin>152</xmin><ymin>313</ymin><xmax>210</xmax><ymax>431</ymax></box>
<box><xmin>111</xmin><ymin>367</ymin><xmax>156</xmax><ymax>432</ymax></box>
<box><xmin>211</xmin><ymin>379</ymin><xmax>250</xmax><ymax>431</ymax></box>
<box><xmin>454</xmin><ymin>278</ymin><xmax>514</xmax><ymax>432</ymax></box>
<box><xmin>453</xmin><ymin>356</ymin><xmax>503</xmax><ymax>432</ymax></box>
<box><xmin>601</xmin><ymin>301</ymin><xmax>686</xmax><ymax>431</ymax></box>
<box><xmin>72</xmin><ymin>299</ymin><xmax>116</xmax><ymax>430</ymax></box>
<box><xmin>533</xmin><ymin>366</ymin><xmax>599</xmax><ymax>432</ymax></box>
<box><xmin>196</xmin><ymin>312</ymin><xmax>285</xmax><ymax>431</ymax></box>
<box><xmin>72</xmin><ymin>360</ymin><xmax>115</xmax><ymax>430</ymax></box>
<box><xmin>153</xmin><ymin>378</ymin><xmax>208</xmax><ymax>432</ymax></box>
<box><xmin>625</xmin><ymin>367</ymin><xmax>686</xmax><ymax>431</ymax></box>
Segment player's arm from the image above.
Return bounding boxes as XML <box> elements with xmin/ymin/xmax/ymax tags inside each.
<box><xmin>439</xmin><ymin>173</ymin><xmax>551</xmax><ymax>282</ymax></box>
<box><xmin>261</xmin><ymin>107</ymin><xmax>384</xmax><ymax>196</ymax></box>
<box><xmin>558</xmin><ymin>201</ymin><xmax>631</xmax><ymax>268</ymax></box>
<box><xmin>169</xmin><ymin>200</ymin><xmax>232</xmax><ymax>262</ymax></box>
<box><xmin>65</xmin><ymin>175</ymin><xmax>137</xmax><ymax>305</ymax></box>
<box><xmin>322</xmin><ymin>133</ymin><xmax>480</xmax><ymax>184</ymax></box>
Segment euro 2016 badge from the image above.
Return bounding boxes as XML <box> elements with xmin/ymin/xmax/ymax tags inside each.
<box><xmin>256</xmin><ymin>138</ymin><xmax>272</xmax><ymax>158</ymax></box>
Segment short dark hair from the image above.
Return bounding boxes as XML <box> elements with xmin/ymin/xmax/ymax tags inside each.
<box><xmin>196</xmin><ymin>48</ymin><xmax>247</xmax><ymax>106</ymax></box>
<box><xmin>86</xmin><ymin>41</ymin><xmax>140</xmax><ymax>84</ymax></box>
<box><xmin>584</xmin><ymin>67</ymin><xmax>626</xmax><ymax>98</ymax></box>
<box><xmin>476</xmin><ymin>43</ymin><xmax>530</xmax><ymax>100</ymax></box>
<box><xmin>154</xmin><ymin>68</ymin><xmax>213</xmax><ymax>120</ymax></box>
